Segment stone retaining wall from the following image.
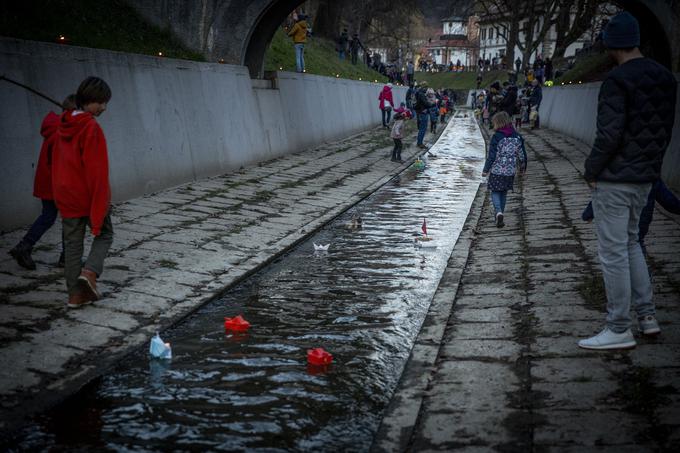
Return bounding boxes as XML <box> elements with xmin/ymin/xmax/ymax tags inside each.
<box><xmin>540</xmin><ymin>79</ymin><xmax>680</xmax><ymax>193</ymax></box>
<box><xmin>0</xmin><ymin>38</ymin><xmax>405</xmax><ymax>230</ymax></box>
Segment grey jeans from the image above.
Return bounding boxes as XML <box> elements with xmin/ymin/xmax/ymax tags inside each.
<box><xmin>592</xmin><ymin>182</ymin><xmax>653</xmax><ymax>333</ymax></box>
<box><xmin>62</xmin><ymin>214</ymin><xmax>114</xmax><ymax>294</ymax></box>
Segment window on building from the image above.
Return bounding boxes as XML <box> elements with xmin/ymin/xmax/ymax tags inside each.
<box><xmin>481</xmin><ymin>29</ymin><xmax>486</xmax><ymax>40</ymax></box>
<box><xmin>489</xmin><ymin>28</ymin><xmax>493</xmax><ymax>39</ymax></box>
<box><xmin>436</xmin><ymin>49</ymin><xmax>441</xmax><ymax>55</ymax></box>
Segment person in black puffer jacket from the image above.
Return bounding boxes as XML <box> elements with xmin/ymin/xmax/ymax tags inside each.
<box><xmin>579</xmin><ymin>11</ymin><xmax>677</xmax><ymax>351</ymax></box>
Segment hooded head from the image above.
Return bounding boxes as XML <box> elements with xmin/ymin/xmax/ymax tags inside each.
<box><xmin>58</xmin><ymin>110</ymin><xmax>96</xmax><ymax>141</ymax></box>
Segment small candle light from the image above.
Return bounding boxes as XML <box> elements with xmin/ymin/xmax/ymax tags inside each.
<box><xmin>58</xmin><ymin>35</ymin><xmax>65</xmax><ymax>41</ymax></box>
<box><xmin>218</xmin><ymin>58</ymin><xmax>225</xmax><ymax>64</ymax></box>
<box><xmin>158</xmin><ymin>51</ymin><xmax>163</xmax><ymax>57</ymax></box>
<box><xmin>336</xmin><ymin>74</ymin><xmax>339</xmax><ymax>78</ymax></box>
<box><xmin>279</xmin><ymin>66</ymin><xmax>283</xmax><ymax>70</ymax></box>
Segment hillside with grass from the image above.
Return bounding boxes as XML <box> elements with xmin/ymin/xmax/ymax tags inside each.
<box><xmin>0</xmin><ymin>0</ymin><xmax>203</xmax><ymax>61</ymax></box>
<box><xmin>265</xmin><ymin>29</ymin><xmax>387</xmax><ymax>82</ymax></box>
<box><xmin>555</xmin><ymin>52</ymin><xmax>615</xmax><ymax>85</ymax></box>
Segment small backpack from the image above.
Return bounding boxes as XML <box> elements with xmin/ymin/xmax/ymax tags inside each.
<box><xmin>491</xmin><ymin>135</ymin><xmax>524</xmax><ymax>176</ymax></box>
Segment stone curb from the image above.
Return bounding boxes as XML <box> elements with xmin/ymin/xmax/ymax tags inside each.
<box><xmin>370</xmin><ymin>180</ymin><xmax>487</xmax><ymax>453</ymax></box>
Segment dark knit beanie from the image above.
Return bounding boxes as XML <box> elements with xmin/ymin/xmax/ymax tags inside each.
<box><xmin>603</xmin><ymin>12</ymin><xmax>640</xmax><ymax>48</ymax></box>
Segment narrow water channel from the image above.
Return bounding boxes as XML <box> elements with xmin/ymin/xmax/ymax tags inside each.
<box><xmin>10</xmin><ymin>114</ymin><xmax>485</xmax><ymax>452</ymax></box>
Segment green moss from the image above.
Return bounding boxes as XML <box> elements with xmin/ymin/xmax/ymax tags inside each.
<box><xmin>264</xmin><ymin>29</ymin><xmax>387</xmax><ymax>83</ymax></box>
<box><xmin>0</xmin><ymin>0</ymin><xmax>204</xmax><ymax>61</ymax></box>
<box><xmin>577</xmin><ymin>275</ymin><xmax>607</xmax><ymax>309</ymax></box>
<box><xmin>157</xmin><ymin>259</ymin><xmax>178</xmax><ymax>269</ymax></box>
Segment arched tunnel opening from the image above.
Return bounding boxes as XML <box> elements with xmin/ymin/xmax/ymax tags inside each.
<box><xmin>243</xmin><ymin>0</ymin><xmax>306</xmax><ymax>78</ymax></box>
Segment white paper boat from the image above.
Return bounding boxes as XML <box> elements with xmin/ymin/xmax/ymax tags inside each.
<box><xmin>313</xmin><ymin>243</ymin><xmax>330</xmax><ymax>251</ymax></box>
<box><xmin>414</xmin><ymin>236</ymin><xmax>437</xmax><ymax>248</ymax></box>
<box><xmin>149</xmin><ymin>332</ymin><xmax>172</xmax><ymax>359</ymax></box>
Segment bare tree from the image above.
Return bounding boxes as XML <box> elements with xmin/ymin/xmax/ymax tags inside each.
<box><xmin>475</xmin><ymin>0</ymin><xmax>522</xmax><ymax>68</ymax></box>
<box><xmin>552</xmin><ymin>0</ymin><xmax>604</xmax><ymax>60</ymax></box>
<box><xmin>313</xmin><ymin>0</ymin><xmax>345</xmax><ymax>40</ymax></box>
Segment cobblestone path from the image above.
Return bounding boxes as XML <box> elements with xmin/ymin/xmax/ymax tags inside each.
<box><xmin>377</xmin><ymin>126</ymin><xmax>680</xmax><ymax>452</ymax></box>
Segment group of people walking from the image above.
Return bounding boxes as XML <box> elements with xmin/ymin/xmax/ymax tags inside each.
<box><xmin>378</xmin><ymin>82</ymin><xmax>457</xmax><ymax>162</ymax></box>
<box><xmin>481</xmin><ymin>12</ymin><xmax>679</xmax><ymax>352</ymax></box>
<box><xmin>10</xmin><ymin>76</ymin><xmax>114</xmax><ymax>309</ymax></box>
<box><xmin>474</xmin><ymin>78</ymin><xmax>543</xmax><ymax>130</ymax></box>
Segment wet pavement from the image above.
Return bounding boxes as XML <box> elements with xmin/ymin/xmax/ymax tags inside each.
<box><xmin>0</xmin><ymin>120</ymin><xmax>439</xmax><ymax>435</ymax></box>
<box><xmin>5</xmin><ymin>115</ymin><xmax>486</xmax><ymax>450</ymax></box>
<box><xmin>376</xmin><ymin>126</ymin><xmax>680</xmax><ymax>452</ymax></box>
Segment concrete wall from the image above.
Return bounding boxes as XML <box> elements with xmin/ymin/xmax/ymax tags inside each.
<box><xmin>0</xmin><ymin>38</ymin><xmax>406</xmax><ymax>231</ymax></box>
<box><xmin>540</xmin><ymin>79</ymin><xmax>680</xmax><ymax>194</ymax></box>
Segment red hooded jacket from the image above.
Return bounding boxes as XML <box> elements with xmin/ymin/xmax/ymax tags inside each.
<box><xmin>33</xmin><ymin>111</ymin><xmax>61</xmax><ymax>200</ymax></box>
<box><xmin>52</xmin><ymin>111</ymin><xmax>111</xmax><ymax>236</ymax></box>
<box><xmin>378</xmin><ymin>85</ymin><xmax>394</xmax><ymax>110</ymax></box>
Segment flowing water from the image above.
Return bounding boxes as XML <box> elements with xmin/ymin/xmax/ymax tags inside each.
<box><xmin>10</xmin><ymin>114</ymin><xmax>485</xmax><ymax>452</ymax></box>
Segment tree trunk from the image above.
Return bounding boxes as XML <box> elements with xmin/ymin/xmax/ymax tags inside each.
<box><xmin>505</xmin><ymin>0</ymin><xmax>521</xmax><ymax>70</ymax></box>
<box><xmin>552</xmin><ymin>2</ymin><xmax>571</xmax><ymax>60</ymax></box>
<box><xmin>313</xmin><ymin>0</ymin><xmax>344</xmax><ymax>40</ymax></box>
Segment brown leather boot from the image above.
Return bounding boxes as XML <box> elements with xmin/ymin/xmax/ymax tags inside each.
<box><xmin>75</xmin><ymin>268</ymin><xmax>100</xmax><ymax>302</ymax></box>
<box><xmin>67</xmin><ymin>290</ymin><xmax>93</xmax><ymax>309</ymax></box>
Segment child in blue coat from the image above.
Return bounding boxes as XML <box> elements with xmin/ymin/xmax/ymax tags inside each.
<box><xmin>482</xmin><ymin>112</ymin><xmax>528</xmax><ymax>227</ymax></box>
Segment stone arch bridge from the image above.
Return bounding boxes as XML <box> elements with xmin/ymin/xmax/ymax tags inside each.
<box><xmin>128</xmin><ymin>0</ymin><xmax>679</xmax><ymax>77</ymax></box>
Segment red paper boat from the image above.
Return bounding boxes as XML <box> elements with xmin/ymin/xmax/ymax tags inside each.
<box><xmin>224</xmin><ymin>315</ymin><xmax>251</xmax><ymax>332</ymax></box>
<box><xmin>307</xmin><ymin>347</ymin><xmax>333</xmax><ymax>365</ymax></box>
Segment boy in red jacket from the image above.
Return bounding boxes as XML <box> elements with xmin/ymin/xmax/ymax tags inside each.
<box><xmin>53</xmin><ymin>77</ymin><xmax>113</xmax><ymax>308</ymax></box>
<box><xmin>9</xmin><ymin>95</ymin><xmax>76</xmax><ymax>270</ymax></box>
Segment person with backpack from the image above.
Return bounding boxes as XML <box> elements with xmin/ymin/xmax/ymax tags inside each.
<box><xmin>414</xmin><ymin>82</ymin><xmax>433</xmax><ymax>148</ymax></box>
<box><xmin>482</xmin><ymin>112</ymin><xmax>527</xmax><ymax>227</ymax></box>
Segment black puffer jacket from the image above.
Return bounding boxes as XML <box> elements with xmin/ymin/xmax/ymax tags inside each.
<box><xmin>584</xmin><ymin>58</ymin><xmax>677</xmax><ymax>183</ymax></box>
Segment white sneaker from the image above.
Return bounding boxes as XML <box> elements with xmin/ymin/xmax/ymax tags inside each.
<box><xmin>578</xmin><ymin>328</ymin><xmax>636</xmax><ymax>350</ymax></box>
<box><xmin>638</xmin><ymin>315</ymin><xmax>660</xmax><ymax>335</ymax></box>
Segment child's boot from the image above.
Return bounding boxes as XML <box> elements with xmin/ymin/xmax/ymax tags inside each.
<box><xmin>75</xmin><ymin>268</ymin><xmax>100</xmax><ymax>301</ymax></box>
<box><xmin>67</xmin><ymin>289</ymin><xmax>93</xmax><ymax>309</ymax></box>
<box><xmin>9</xmin><ymin>240</ymin><xmax>36</xmax><ymax>270</ymax></box>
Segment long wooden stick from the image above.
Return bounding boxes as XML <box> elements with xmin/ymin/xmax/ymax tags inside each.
<box><xmin>0</xmin><ymin>74</ymin><xmax>63</xmax><ymax>108</ymax></box>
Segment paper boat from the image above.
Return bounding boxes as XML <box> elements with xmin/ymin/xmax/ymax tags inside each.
<box><xmin>307</xmin><ymin>347</ymin><xmax>333</xmax><ymax>365</ymax></box>
<box><xmin>224</xmin><ymin>315</ymin><xmax>251</xmax><ymax>332</ymax></box>
<box><xmin>414</xmin><ymin>236</ymin><xmax>437</xmax><ymax>248</ymax></box>
<box><xmin>314</xmin><ymin>243</ymin><xmax>330</xmax><ymax>251</ymax></box>
<box><xmin>149</xmin><ymin>332</ymin><xmax>172</xmax><ymax>359</ymax></box>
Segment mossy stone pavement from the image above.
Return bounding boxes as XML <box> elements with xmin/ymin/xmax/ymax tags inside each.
<box><xmin>375</xmin><ymin>126</ymin><xmax>680</xmax><ymax>451</ymax></box>
<box><xmin>0</xmin><ymin>122</ymin><xmax>426</xmax><ymax>435</ymax></box>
